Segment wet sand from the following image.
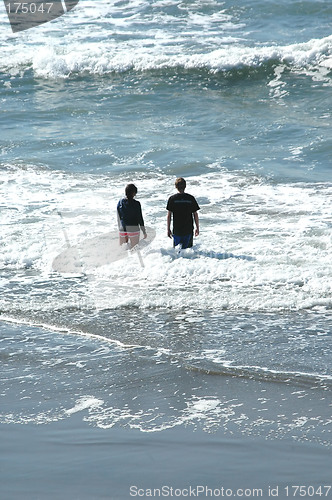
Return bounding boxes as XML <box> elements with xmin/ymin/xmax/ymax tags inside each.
<box><xmin>1</xmin><ymin>416</ymin><xmax>331</xmax><ymax>500</ymax></box>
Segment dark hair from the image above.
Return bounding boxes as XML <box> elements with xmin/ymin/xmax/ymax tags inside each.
<box><xmin>125</xmin><ymin>183</ymin><xmax>138</xmax><ymax>199</ymax></box>
<box><xmin>175</xmin><ymin>177</ymin><xmax>186</xmax><ymax>191</ymax></box>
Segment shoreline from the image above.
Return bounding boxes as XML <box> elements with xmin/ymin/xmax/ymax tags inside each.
<box><xmin>1</xmin><ymin>417</ymin><xmax>331</xmax><ymax>500</ymax></box>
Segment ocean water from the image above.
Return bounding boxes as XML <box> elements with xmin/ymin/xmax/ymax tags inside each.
<box><xmin>1</xmin><ymin>0</ymin><xmax>332</xmax><ymax>498</ymax></box>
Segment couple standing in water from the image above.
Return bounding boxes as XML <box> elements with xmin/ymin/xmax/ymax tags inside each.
<box><xmin>117</xmin><ymin>177</ymin><xmax>200</xmax><ymax>250</ymax></box>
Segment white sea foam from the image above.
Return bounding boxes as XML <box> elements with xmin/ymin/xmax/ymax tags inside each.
<box><xmin>66</xmin><ymin>396</ymin><xmax>104</xmax><ymax>415</ymax></box>
<box><xmin>0</xmin><ymin>35</ymin><xmax>329</xmax><ymax>79</ymax></box>
<box><xmin>1</xmin><ymin>0</ymin><xmax>331</xmax><ymax>80</ymax></box>
<box><xmin>0</xmin><ymin>165</ymin><xmax>331</xmax><ymax>314</ymax></box>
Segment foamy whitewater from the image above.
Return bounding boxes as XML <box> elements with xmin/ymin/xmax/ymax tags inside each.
<box><xmin>1</xmin><ymin>0</ymin><xmax>332</xmax><ymax>497</ymax></box>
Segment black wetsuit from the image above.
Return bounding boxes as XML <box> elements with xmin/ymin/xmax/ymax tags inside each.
<box><xmin>117</xmin><ymin>198</ymin><xmax>145</xmax><ymax>232</ymax></box>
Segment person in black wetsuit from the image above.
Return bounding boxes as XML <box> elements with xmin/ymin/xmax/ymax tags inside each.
<box><xmin>117</xmin><ymin>184</ymin><xmax>147</xmax><ymax>248</ymax></box>
<box><xmin>166</xmin><ymin>177</ymin><xmax>200</xmax><ymax>249</ymax></box>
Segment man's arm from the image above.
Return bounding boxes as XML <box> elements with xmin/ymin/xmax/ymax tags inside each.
<box><xmin>167</xmin><ymin>211</ymin><xmax>172</xmax><ymax>238</ymax></box>
<box><xmin>138</xmin><ymin>204</ymin><xmax>147</xmax><ymax>238</ymax></box>
<box><xmin>193</xmin><ymin>211</ymin><xmax>199</xmax><ymax>237</ymax></box>
<box><xmin>117</xmin><ymin>203</ymin><xmax>125</xmax><ymax>231</ymax></box>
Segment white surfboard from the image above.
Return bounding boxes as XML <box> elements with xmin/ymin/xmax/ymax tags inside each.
<box><xmin>52</xmin><ymin>227</ymin><xmax>156</xmax><ymax>274</ymax></box>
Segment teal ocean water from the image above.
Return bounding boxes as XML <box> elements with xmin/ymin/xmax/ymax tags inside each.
<box><xmin>1</xmin><ymin>0</ymin><xmax>332</xmax><ymax>498</ymax></box>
